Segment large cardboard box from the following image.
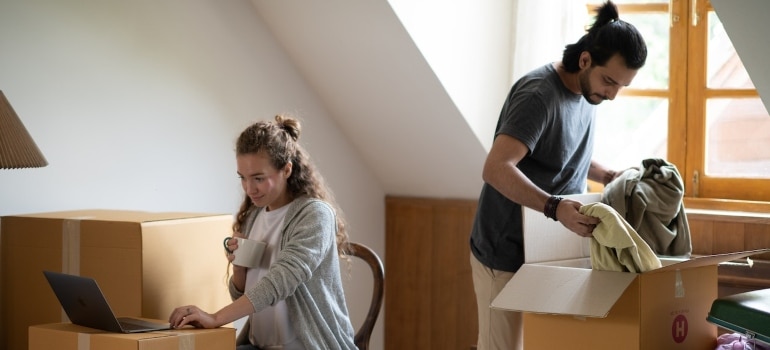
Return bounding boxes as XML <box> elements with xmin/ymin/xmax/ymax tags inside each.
<box><xmin>29</xmin><ymin>322</ymin><xmax>236</xmax><ymax>350</ymax></box>
<box><xmin>490</xmin><ymin>194</ymin><xmax>770</xmax><ymax>350</ymax></box>
<box><xmin>1</xmin><ymin>210</ymin><xmax>234</xmax><ymax>350</ymax></box>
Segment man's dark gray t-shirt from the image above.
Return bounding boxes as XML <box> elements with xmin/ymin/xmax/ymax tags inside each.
<box><xmin>470</xmin><ymin>63</ymin><xmax>596</xmax><ymax>273</ymax></box>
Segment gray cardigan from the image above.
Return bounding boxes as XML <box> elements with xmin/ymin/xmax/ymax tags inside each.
<box><xmin>228</xmin><ymin>197</ymin><xmax>356</xmax><ymax>349</ymax></box>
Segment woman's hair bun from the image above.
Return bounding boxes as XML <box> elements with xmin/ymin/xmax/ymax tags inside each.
<box><xmin>275</xmin><ymin>114</ymin><xmax>301</xmax><ymax>141</ymax></box>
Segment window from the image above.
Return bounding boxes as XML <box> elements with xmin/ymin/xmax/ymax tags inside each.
<box><xmin>588</xmin><ymin>0</ymin><xmax>770</xmax><ymax>203</ymax></box>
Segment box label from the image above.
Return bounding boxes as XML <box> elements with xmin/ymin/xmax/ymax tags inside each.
<box><xmin>672</xmin><ymin>314</ymin><xmax>688</xmax><ymax>343</ymax></box>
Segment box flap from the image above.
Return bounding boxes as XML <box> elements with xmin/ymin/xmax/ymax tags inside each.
<box><xmin>649</xmin><ymin>249</ymin><xmax>770</xmax><ymax>274</ymax></box>
<box><xmin>523</xmin><ymin>193</ymin><xmax>601</xmax><ymax>263</ymax></box>
<box><xmin>490</xmin><ymin>264</ymin><xmax>637</xmax><ymax>318</ymax></box>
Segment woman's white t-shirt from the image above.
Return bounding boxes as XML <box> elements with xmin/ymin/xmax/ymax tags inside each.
<box><xmin>245</xmin><ymin>203</ymin><xmax>304</xmax><ymax>350</ymax></box>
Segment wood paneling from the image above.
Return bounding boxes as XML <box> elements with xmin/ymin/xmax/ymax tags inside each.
<box><xmin>689</xmin><ymin>209</ymin><xmax>770</xmax><ymax>260</ymax></box>
<box><xmin>688</xmin><ymin>209</ymin><xmax>770</xmax><ymax>296</ymax></box>
<box><xmin>718</xmin><ymin>260</ymin><xmax>770</xmax><ymax>297</ymax></box>
<box><xmin>713</xmin><ymin>222</ymin><xmax>745</xmax><ymax>254</ymax></box>
<box><xmin>746</xmin><ymin>223</ymin><xmax>770</xmax><ymax>258</ymax></box>
<box><xmin>385</xmin><ymin>197</ymin><xmax>770</xmax><ymax>348</ymax></box>
<box><xmin>689</xmin><ymin>219</ymin><xmax>714</xmax><ymax>255</ymax></box>
<box><xmin>385</xmin><ymin>197</ymin><xmax>477</xmax><ymax>350</ymax></box>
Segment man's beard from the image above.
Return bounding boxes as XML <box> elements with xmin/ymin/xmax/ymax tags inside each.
<box><xmin>579</xmin><ymin>68</ymin><xmax>606</xmax><ymax>105</ymax></box>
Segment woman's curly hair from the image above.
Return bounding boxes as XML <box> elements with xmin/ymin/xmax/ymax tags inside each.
<box><xmin>232</xmin><ymin>114</ymin><xmax>350</xmax><ymax>256</ymax></box>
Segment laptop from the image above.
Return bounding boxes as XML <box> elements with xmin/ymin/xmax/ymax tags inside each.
<box><xmin>43</xmin><ymin>270</ymin><xmax>171</xmax><ymax>333</ymax></box>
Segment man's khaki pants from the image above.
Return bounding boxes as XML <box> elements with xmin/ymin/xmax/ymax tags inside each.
<box><xmin>470</xmin><ymin>253</ymin><xmax>522</xmax><ymax>350</ymax></box>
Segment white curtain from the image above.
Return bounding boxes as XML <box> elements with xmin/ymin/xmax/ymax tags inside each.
<box><xmin>509</xmin><ymin>0</ymin><xmax>589</xmax><ymax>83</ymax></box>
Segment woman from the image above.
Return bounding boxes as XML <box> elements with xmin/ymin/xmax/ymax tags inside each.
<box><xmin>169</xmin><ymin>114</ymin><xmax>356</xmax><ymax>350</ymax></box>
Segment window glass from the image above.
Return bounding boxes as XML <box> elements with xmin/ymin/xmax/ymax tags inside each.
<box><xmin>593</xmin><ymin>96</ymin><xmax>668</xmax><ymax>169</ymax></box>
<box><xmin>707</xmin><ymin>11</ymin><xmax>755</xmax><ymax>89</ymax></box>
<box><xmin>587</xmin><ymin>0</ymin><xmax>668</xmax><ymax>4</ymax></box>
<box><xmin>705</xmin><ymin>98</ymin><xmax>770</xmax><ymax>178</ymax></box>
<box><xmin>620</xmin><ymin>13</ymin><xmax>669</xmax><ymax>89</ymax></box>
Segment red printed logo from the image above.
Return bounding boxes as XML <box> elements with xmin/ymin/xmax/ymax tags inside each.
<box><xmin>672</xmin><ymin>314</ymin><xmax>688</xmax><ymax>343</ymax></box>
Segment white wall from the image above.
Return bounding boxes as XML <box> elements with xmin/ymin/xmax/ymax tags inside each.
<box><xmin>0</xmin><ymin>0</ymin><xmax>385</xmax><ymax>348</ymax></box>
<box><xmin>251</xmin><ymin>0</ymin><xmax>488</xmax><ymax>200</ymax></box>
<box><xmin>387</xmin><ymin>0</ymin><xmax>514</xmax><ymax>151</ymax></box>
<box><xmin>711</xmin><ymin>0</ymin><xmax>770</xmax><ymax>115</ymax></box>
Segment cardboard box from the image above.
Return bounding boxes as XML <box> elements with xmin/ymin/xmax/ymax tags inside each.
<box><xmin>1</xmin><ymin>210</ymin><xmax>234</xmax><ymax>350</ymax></box>
<box><xmin>29</xmin><ymin>322</ymin><xmax>235</xmax><ymax>350</ymax></box>
<box><xmin>490</xmin><ymin>194</ymin><xmax>770</xmax><ymax>350</ymax></box>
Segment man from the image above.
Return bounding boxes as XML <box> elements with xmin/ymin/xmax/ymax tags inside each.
<box><xmin>469</xmin><ymin>1</ymin><xmax>647</xmax><ymax>349</ymax></box>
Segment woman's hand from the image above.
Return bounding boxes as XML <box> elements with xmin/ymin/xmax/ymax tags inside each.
<box><xmin>224</xmin><ymin>232</ymin><xmax>247</xmax><ymax>266</ymax></box>
<box><xmin>168</xmin><ymin>305</ymin><xmax>218</xmax><ymax>329</ymax></box>
<box><xmin>226</xmin><ymin>232</ymin><xmax>248</xmax><ymax>291</ymax></box>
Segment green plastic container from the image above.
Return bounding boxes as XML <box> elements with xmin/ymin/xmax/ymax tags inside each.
<box><xmin>708</xmin><ymin>288</ymin><xmax>770</xmax><ymax>345</ymax></box>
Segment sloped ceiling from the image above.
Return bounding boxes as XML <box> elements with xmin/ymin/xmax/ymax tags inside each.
<box><xmin>250</xmin><ymin>0</ymin><xmax>486</xmax><ymax>199</ymax></box>
<box><xmin>711</xmin><ymin>0</ymin><xmax>770</xmax><ymax>115</ymax></box>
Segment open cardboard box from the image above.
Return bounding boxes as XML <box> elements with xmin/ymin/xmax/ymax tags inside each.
<box><xmin>491</xmin><ymin>193</ymin><xmax>770</xmax><ymax>350</ymax></box>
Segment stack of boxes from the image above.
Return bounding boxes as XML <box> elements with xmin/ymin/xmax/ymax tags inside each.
<box><xmin>1</xmin><ymin>209</ymin><xmax>237</xmax><ymax>350</ymax></box>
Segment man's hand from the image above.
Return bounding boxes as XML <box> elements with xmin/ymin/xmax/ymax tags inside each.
<box><xmin>555</xmin><ymin>198</ymin><xmax>599</xmax><ymax>237</ymax></box>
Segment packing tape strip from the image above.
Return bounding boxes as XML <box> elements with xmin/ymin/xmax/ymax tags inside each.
<box><xmin>155</xmin><ymin>331</ymin><xmax>196</xmax><ymax>350</ymax></box>
<box><xmin>178</xmin><ymin>333</ymin><xmax>195</xmax><ymax>350</ymax></box>
<box><xmin>63</xmin><ymin>219</ymin><xmax>81</xmax><ymax>276</ymax></box>
<box><xmin>675</xmin><ymin>269</ymin><xmax>685</xmax><ymax>298</ymax></box>
<box><xmin>78</xmin><ymin>332</ymin><xmax>90</xmax><ymax>350</ymax></box>
<box><xmin>62</xmin><ymin>219</ymin><xmax>81</xmax><ymax>322</ymax></box>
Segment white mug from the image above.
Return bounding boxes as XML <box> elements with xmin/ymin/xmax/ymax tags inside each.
<box><xmin>227</xmin><ymin>237</ymin><xmax>266</xmax><ymax>269</ymax></box>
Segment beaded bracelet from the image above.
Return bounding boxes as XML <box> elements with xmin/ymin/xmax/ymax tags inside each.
<box><xmin>544</xmin><ymin>196</ymin><xmax>563</xmax><ymax>221</ymax></box>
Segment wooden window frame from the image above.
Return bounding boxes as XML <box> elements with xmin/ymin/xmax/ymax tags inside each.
<box><xmin>589</xmin><ymin>1</ymin><xmax>770</xmax><ymax>211</ymax></box>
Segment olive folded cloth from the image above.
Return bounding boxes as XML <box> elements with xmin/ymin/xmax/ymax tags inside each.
<box><xmin>581</xmin><ymin>202</ymin><xmax>662</xmax><ymax>273</ymax></box>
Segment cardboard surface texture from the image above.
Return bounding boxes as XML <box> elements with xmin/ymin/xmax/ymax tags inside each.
<box><xmin>1</xmin><ymin>210</ymin><xmax>234</xmax><ymax>350</ymax></box>
<box><xmin>491</xmin><ymin>194</ymin><xmax>770</xmax><ymax>350</ymax></box>
<box><xmin>28</xmin><ymin>322</ymin><xmax>236</xmax><ymax>350</ymax></box>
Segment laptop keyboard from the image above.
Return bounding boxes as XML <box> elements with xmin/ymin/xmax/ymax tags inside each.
<box><xmin>118</xmin><ymin>318</ymin><xmax>169</xmax><ymax>331</ymax></box>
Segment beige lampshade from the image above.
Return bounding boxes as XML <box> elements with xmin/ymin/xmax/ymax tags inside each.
<box><xmin>0</xmin><ymin>90</ymin><xmax>48</xmax><ymax>169</ymax></box>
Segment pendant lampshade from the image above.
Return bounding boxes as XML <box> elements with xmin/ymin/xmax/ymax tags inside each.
<box><xmin>0</xmin><ymin>90</ymin><xmax>48</xmax><ymax>169</ymax></box>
